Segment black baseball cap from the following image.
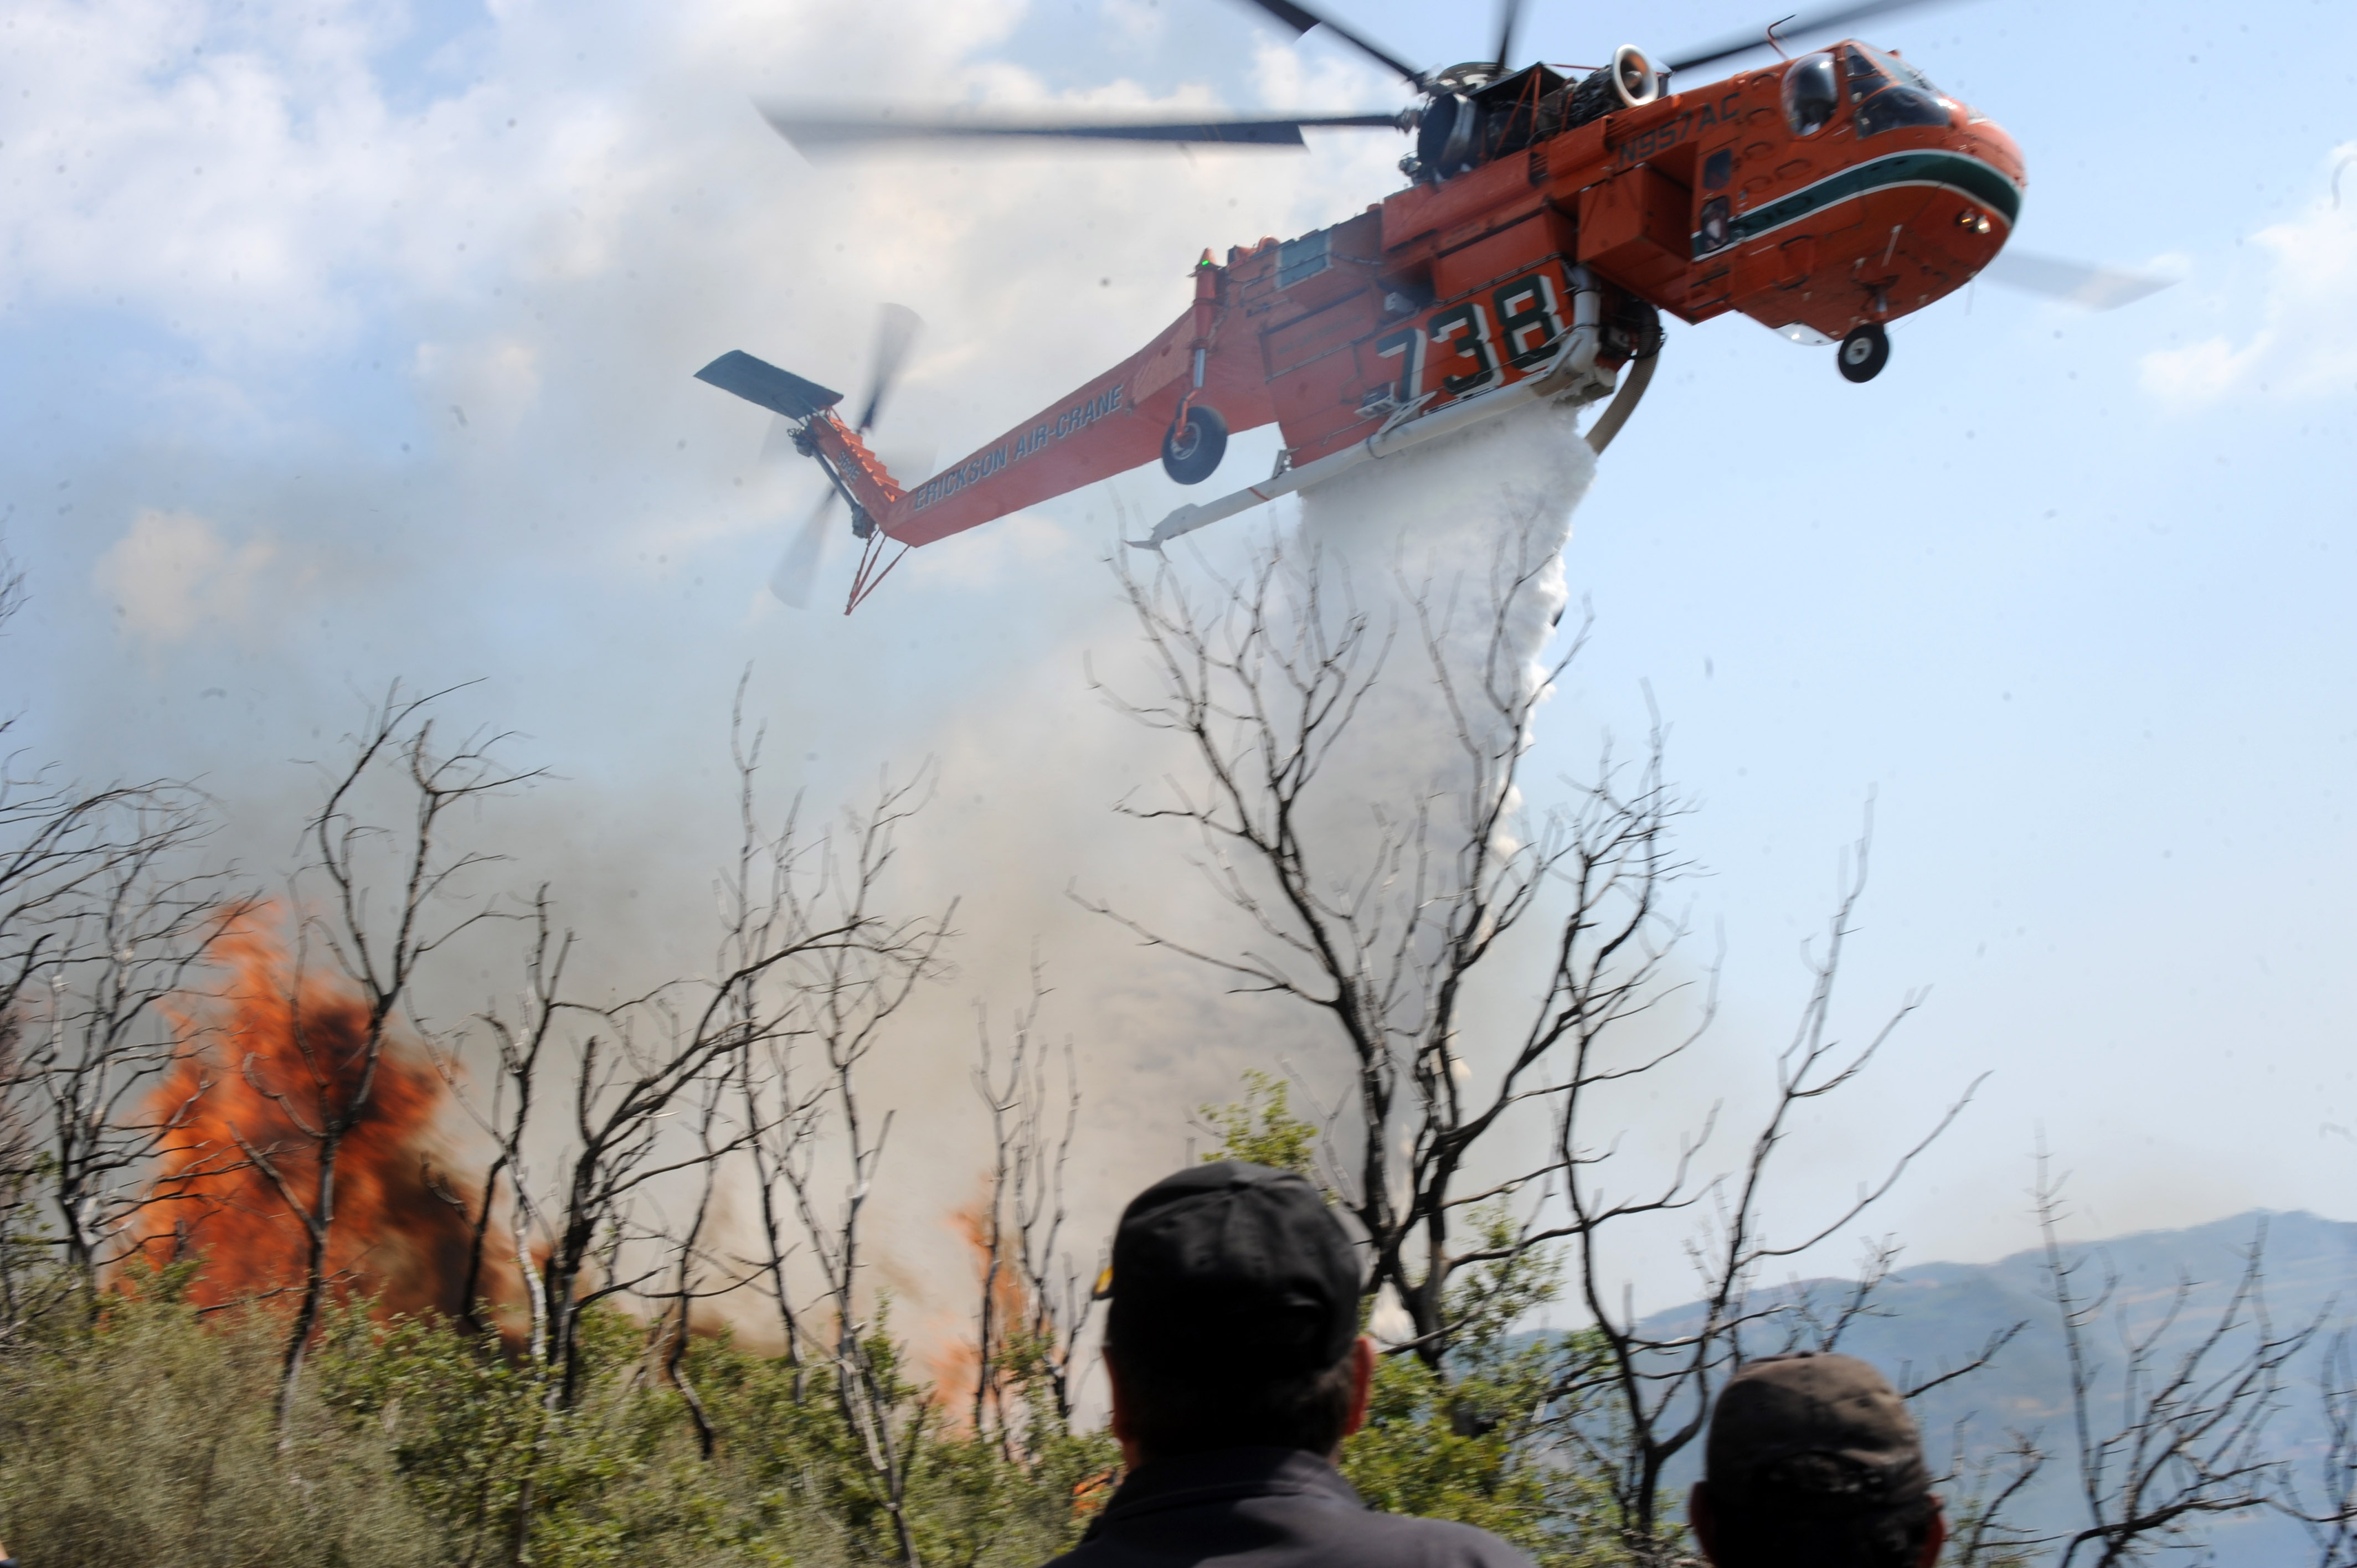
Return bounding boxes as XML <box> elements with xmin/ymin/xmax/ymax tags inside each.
<box><xmin>1705</xmin><ymin>1352</ymin><xmax>1930</xmax><ymax>1514</ymax></box>
<box><xmin>1099</xmin><ymin>1161</ymin><xmax>1363</xmax><ymax>1374</ymax></box>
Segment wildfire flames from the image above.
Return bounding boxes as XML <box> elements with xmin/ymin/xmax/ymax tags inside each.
<box><xmin>133</xmin><ymin>909</ymin><xmax>511</xmax><ymax>1323</ymax></box>
<box><xmin>927</xmin><ymin>1193</ymin><xmax>1036</xmax><ymax>1416</ymax></box>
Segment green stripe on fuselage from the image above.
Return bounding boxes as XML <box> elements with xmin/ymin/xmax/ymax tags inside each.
<box><xmin>1697</xmin><ymin>152</ymin><xmax>2022</xmax><ymax>259</ymax></box>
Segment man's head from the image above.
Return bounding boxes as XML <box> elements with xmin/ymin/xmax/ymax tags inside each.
<box><xmin>1098</xmin><ymin>1160</ymin><xmax>1371</xmax><ymax>1464</ymax></box>
<box><xmin>1689</xmin><ymin>1352</ymin><xmax>1945</xmax><ymax>1568</ymax></box>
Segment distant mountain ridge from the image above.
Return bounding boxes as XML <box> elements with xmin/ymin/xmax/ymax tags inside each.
<box><xmin>1634</xmin><ymin>1209</ymin><xmax>2357</xmax><ymax>1566</ymax></box>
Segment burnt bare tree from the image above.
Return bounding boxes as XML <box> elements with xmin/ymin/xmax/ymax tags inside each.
<box><xmin>480</xmin><ymin>796</ymin><xmax>915</xmax><ymax>1411</ymax></box>
<box><xmin>0</xmin><ymin>1014</ymin><xmax>32</xmax><ymax>1337</ymax></box>
<box><xmin>2288</xmin><ymin>1330</ymin><xmax>2357</xmax><ymax>1566</ymax></box>
<box><xmin>1941</xmin><ymin>1426</ymin><xmax>2049</xmax><ymax>1568</ymax></box>
<box><xmin>19</xmin><ymin>803</ymin><xmax>233</xmax><ymax>1301</ymax></box>
<box><xmin>1092</xmin><ymin>532</ymin><xmax>1680</xmax><ymax>1365</ymax></box>
<box><xmin>0</xmin><ymin>561</ymin><xmax>232</xmax><ymax>1334</ymax></box>
<box><xmin>652</xmin><ymin>1061</ymin><xmax>739</xmax><ymax>1461</ymax></box>
<box><xmin>420</xmin><ymin>700</ymin><xmax>948</xmax><ymax>1566</ymax></box>
<box><xmin>233</xmin><ymin>685</ymin><xmax>534</xmax><ymax>1432</ymax></box>
<box><xmin>752</xmin><ymin>768</ymin><xmax>953</xmax><ymax>1568</ymax></box>
<box><xmin>1550</xmin><ymin>834</ymin><xmax>1975</xmax><ymax>1564</ymax></box>
<box><xmin>1913</xmin><ymin>1164</ymin><xmax>2356</xmax><ymax>1568</ymax></box>
<box><xmin>2029</xmin><ymin>1159</ymin><xmax>2318</xmax><ymax>1568</ymax></box>
<box><xmin>1094</xmin><ymin>534</ymin><xmax>1978</xmax><ymax>1565</ymax></box>
<box><xmin>969</xmin><ymin>967</ymin><xmax>1095</xmax><ymax>1441</ymax></box>
<box><xmin>432</xmin><ymin>885</ymin><xmax>570</xmax><ymax>1347</ymax></box>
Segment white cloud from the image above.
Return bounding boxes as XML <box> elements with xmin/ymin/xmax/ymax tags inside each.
<box><xmin>91</xmin><ymin>508</ymin><xmax>275</xmax><ymax>643</ymax></box>
<box><xmin>2140</xmin><ymin>143</ymin><xmax>2357</xmax><ymax>409</ymax></box>
<box><xmin>414</xmin><ymin>335</ymin><xmax>542</xmax><ymax>443</ymax></box>
<box><xmin>1246</xmin><ymin>34</ymin><xmax>1395</xmax><ymax>116</ymax></box>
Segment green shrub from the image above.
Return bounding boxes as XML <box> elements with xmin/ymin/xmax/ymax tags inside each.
<box><xmin>0</xmin><ymin>1288</ymin><xmax>429</xmax><ymax>1568</ymax></box>
<box><xmin>0</xmin><ymin>1276</ymin><xmax>1115</xmax><ymax>1568</ymax></box>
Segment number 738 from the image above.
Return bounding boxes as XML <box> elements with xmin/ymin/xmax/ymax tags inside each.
<box><xmin>1371</xmin><ymin>270</ymin><xmax>1569</xmax><ymax>404</ymax></box>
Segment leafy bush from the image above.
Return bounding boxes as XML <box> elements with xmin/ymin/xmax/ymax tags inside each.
<box><xmin>0</xmin><ymin>1282</ymin><xmax>429</xmax><ymax>1568</ymax></box>
<box><xmin>0</xmin><ymin>1272</ymin><xmax>1117</xmax><ymax>1568</ymax></box>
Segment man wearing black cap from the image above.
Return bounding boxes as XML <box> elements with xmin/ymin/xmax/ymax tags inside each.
<box><xmin>1052</xmin><ymin>1160</ymin><xmax>1533</xmax><ymax>1568</ymax></box>
<box><xmin>1689</xmin><ymin>1352</ymin><xmax>1947</xmax><ymax>1568</ymax></box>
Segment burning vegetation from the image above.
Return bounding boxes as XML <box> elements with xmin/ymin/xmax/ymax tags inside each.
<box><xmin>132</xmin><ymin>908</ymin><xmax>507</xmax><ymax>1325</ymax></box>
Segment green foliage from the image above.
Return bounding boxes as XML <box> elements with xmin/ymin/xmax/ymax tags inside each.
<box><xmin>0</xmin><ymin>1277</ymin><xmax>1119</xmax><ymax>1568</ymax></box>
<box><xmin>925</xmin><ymin>1324</ymin><xmax>1121</xmax><ymax>1568</ymax></box>
<box><xmin>0</xmin><ymin>1089</ymin><xmax>1645</xmax><ymax>1568</ymax></box>
<box><xmin>1340</xmin><ymin>1207</ymin><xmax>1628</xmax><ymax>1567</ymax></box>
<box><xmin>1199</xmin><ymin>1069</ymin><xmax>1318</xmax><ymax>1178</ymax></box>
<box><xmin>1344</xmin><ymin>1354</ymin><xmax>1624</xmax><ymax>1568</ymax></box>
<box><xmin>0</xmin><ymin>1286</ymin><xmax>432</xmax><ymax>1568</ymax></box>
<box><xmin>319</xmin><ymin>1302</ymin><xmax>802</xmax><ymax>1568</ymax></box>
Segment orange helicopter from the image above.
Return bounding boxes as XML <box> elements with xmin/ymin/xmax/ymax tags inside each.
<box><xmin>699</xmin><ymin>0</ymin><xmax>2160</xmax><ymax>612</ymax></box>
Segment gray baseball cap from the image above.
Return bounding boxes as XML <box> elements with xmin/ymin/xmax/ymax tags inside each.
<box><xmin>1706</xmin><ymin>1352</ymin><xmax>1930</xmax><ymax>1514</ymax></box>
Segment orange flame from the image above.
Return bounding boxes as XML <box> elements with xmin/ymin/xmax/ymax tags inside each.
<box><xmin>927</xmin><ymin>1185</ymin><xmax>1037</xmax><ymax>1419</ymax></box>
<box><xmin>132</xmin><ymin>907</ymin><xmax>513</xmax><ymax>1324</ymax></box>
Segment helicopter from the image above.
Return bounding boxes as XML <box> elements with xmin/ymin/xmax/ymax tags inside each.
<box><xmin>698</xmin><ymin>0</ymin><xmax>2164</xmax><ymax>612</ymax></box>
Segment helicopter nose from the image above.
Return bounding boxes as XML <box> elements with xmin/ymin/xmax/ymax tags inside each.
<box><xmin>1958</xmin><ymin>110</ymin><xmax>2025</xmax><ymax>190</ymax></box>
<box><xmin>1932</xmin><ymin>112</ymin><xmax>2025</xmax><ymax>274</ymax></box>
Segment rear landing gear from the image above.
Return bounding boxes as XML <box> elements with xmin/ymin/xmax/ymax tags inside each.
<box><xmin>1161</xmin><ymin>404</ymin><xmax>1229</xmax><ymax>484</ymax></box>
<box><xmin>1837</xmin><ymin>322</ymin><xmax>1889</xmax><ymax>383</ymax></box>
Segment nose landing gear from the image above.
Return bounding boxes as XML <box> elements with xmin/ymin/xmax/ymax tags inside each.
<box><xmin>1837</xmin><ymin>322</ymin><xmax>1890</xmax><ymax>383</ymax></box>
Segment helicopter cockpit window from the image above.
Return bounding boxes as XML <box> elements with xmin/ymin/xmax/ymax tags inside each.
<box><xmin>1781</xmin><ymin>53</ymin><xmax>1840</xmax><ymax>137</ymax></box>
<box><xmin>1844</xmin><ymin>46</ymin><xmax>1892</xmax><ymax>92</ymax></box>
<box><xmin>1847</xmin><ymin>44</ymin><xmax>1953</xmax><ymax>137</ymax></box>
<box><xmin>1889</xmin><ymin>52</ymin><xmax>1944</xmax><ymax>97</ymax></box>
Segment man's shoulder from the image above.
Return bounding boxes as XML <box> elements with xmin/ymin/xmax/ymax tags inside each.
<box><xmin>1043</xmin><ymin>1449</ymin><xmax>1537</xmax><ymax>1568</ymax></box>
<box><xmin>1320</xmin><ymin>1505</ymin><xmax>1537</xmax><ymax>1566</ymax></box>
<box><xmin>1048</xmin><ymin>1494</ymin><xmax>1533</xmax><ymax>1568</ymax></box>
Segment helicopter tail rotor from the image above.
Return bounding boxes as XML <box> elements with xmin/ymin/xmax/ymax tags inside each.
<box><xmin>769</xmin><ymin>489</ymin><xmax>836</xmax><ymax>609</ymax></box>
<box><xmin>753</xmin><ymin>302</ymin><xmax>927</xmax><ymax>609</ymax></box>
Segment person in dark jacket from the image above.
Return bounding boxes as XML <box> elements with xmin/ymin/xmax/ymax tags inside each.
<box><xmin>1687</xmin><ymin>1352</ymin><xmax>1947</xmax><ymax>1568</ymax></box>
<box><xmin>1047</xmin><ymin>1160</ymin><xmax>1532</xmax><ymax>1568</ymax></box>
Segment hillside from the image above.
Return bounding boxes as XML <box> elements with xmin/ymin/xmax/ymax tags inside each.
<box><xmin>1639</xmin><ymin>1209</ymin><xmax>2357</xmax><ymax>1565</ymax></box>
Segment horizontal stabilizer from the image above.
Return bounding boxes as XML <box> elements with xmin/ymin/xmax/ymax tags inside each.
<box><xmin>694</xmin><ymin>351</ymin><xmax>843</xmax><ymax>421</ymax></box>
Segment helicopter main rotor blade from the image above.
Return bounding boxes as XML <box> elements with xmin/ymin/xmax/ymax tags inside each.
<box><xmin>1227</xmin><ymin>0</ymin><xmax>1430</xmax><ymax>88</ymax></box>
<box><xmin>1663</xmin><ymin>0</ymin><xmax>1968</xmax><ymax>75</ymax></box>
<box><xmin>761</xmin><ymin>107</ymin><xmax>1400</xmax><ymax>156</ymax></box>
<box><xmin>1980</xmin><ymin>250</ymin><xmax>2176</xmax><ymax>311</ymax></box>
<box><xmin>1491</xmin><ymin>0</ymin><xmax>1527</xmax><ymax>72</ymax></box>
<box><xmin>771</xmin><ymin>491</ymin><xmax>837</xmax><ymax>609</ymax></box>
<box><xmin>857</xmin><ymin>303</ymin><xmax>922</xmax><ymax>434</ymax></box>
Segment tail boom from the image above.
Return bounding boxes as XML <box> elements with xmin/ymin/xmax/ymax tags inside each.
<box><xmin>867</xmin><ymin>295</ymin><xmax>1273</xmax><ymax>548</ymax></box>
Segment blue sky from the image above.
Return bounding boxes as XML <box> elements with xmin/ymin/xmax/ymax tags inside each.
<box><xmin>2</xmin><ymin>0</ymin><xmax>2352</xmax><ymax>1319</ymax></box>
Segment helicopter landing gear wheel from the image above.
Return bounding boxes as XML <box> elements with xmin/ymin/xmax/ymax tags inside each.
<box><xmin>1837</xmin><ymin>322</ymin><xmax>1890</xmax><ymax>383</ymax></box>
<box><xmin>1161</xmin><ymin>404</ymin><xmax>1228</xmax><ymax>485</ymax></box>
